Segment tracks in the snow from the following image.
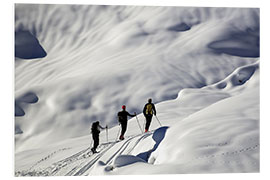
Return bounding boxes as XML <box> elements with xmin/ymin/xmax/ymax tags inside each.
<box><xmin>74</xmin><ymin>132</ymin><xmax>153</xmax><ymax>175</ymax></box>
<box><xmin>16</xmin><ymin>131</ymin><xmax>154</xmax><ymax>176</ymax></box>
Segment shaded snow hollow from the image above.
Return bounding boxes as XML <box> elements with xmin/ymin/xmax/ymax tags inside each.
<box><xmin>14</xmin><ymin>4</ymin><xmax>259</xmax><ymax>176</ymax></box>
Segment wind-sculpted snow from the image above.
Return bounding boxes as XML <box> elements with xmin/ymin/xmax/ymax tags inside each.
<box><xmin>207</xmin><ymin>61</ymin><xmax>259</xmax><ymax>91</ymax></box>
<box><xmin>208</xmin><ymin>28</ymin><xmax>259</xmax><ymax>57</ymax></box>
<box><xmin>15</xmin><ymin>30</ymin><xmax>47</xmax><ymax>59</ymax></box>
<box><xmin>147</xmin><ymin>61</ymin><xmax>259</xmax><ymax>173</ymax></box>
<box><xmin>14</xmin><ymin>4</ymin><xmax>259</xmax><ymax>174</ymax></box>
<box><xmin>15</xmin><ymin>59</ymin><xmax>259</xmax><ymax>174</ymax></box>
<box><xmin>15</xmin><ymin>62</ymin><xmax>260</xmax><ymax>174</ymax></box>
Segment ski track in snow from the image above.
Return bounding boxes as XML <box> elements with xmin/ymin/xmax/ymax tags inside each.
<box><xmin>15</xmin><ymin>129</ymin><xmax>259</xmax><ymax>176</ymax></box>
<box><xmin>16</xmin><ymin>132</ymin><xmax>153</xmax><ymax>176</ymax></box>
<box><xmin>28</xmin><ymin>147</ymin><xmax>71</xmax><ymax>171</ymax></box>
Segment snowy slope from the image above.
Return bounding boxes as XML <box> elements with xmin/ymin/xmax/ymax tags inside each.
<box><xmin>15</xmin><ymin>60</ymin><xmax>259</xmax><ymax>176</ymax></box>
<box><xmin>14</xmin><ymin>4</ymin><xmax>259</xmax><ymax>175</ymax></box>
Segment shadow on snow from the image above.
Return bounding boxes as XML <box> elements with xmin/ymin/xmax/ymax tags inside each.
<box><xmin>136</xmin><ymin>126</ymin><xmax>169</xmax><ymax>162</ymax></box>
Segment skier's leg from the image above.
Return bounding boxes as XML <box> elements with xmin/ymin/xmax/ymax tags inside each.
<box><xmin>92</xmin><ymin>135</ymin><xmax>99</xmax><ymax>152</ymax></box>
<box><xmin>122</xmin><ymin>123</ymin><xmax>127</xmax><ymax>136</ymax></box>
<box><xmin>149</xmin><ymin>115</ymin><xmax>153</xmax><ymax>129</ymax></box>
<box><xmin>120</xmin><ymin>123</ymin><xmax>124</xmax><ymax>136</ymax></box>
<box><xmin>119</xmin><ymin>123</ymin><xmax>124</xmax><ymax>140</ymax></box>
<box><xmin>120</xmin><ymin>123</ymin><xmax>127</xmax><ymax>140</ymax></box>
<box><xmin>145</xmin><ymin>115</ymin><xmax>152</xmax><ymax>132</ymax></box>
<box><xmin>91</xmin><ymin>134</ymin><xmax>97</xmax><ymax>153</ymax></box>
<box><xmin>96</xmin><ymin>136</ymin><xmax>99</xmax><ymax>149</ymax></box>
<box><xmin>145</xmin><ymin>116</ymin><xmax>150</xmax><ymax>132</ymax></box>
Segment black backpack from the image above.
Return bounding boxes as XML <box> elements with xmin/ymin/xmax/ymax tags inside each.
<box><xmin>91</xmin><ymin>122</ymin><xmax>100</xmax><ymax>134</ymax></box>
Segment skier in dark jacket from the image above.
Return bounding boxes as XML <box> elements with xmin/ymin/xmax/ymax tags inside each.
<box><xmin>91</xmin><ymin>121</ymin><xmax>107</xmax><ymax>153</ymax></box>
<box><xmin>143</xmin><ymin>98</ymin><xmax>156</xmax><ymax>132</ymax></box>
<box><xmin>118</xmin><ymin>105</ymin><xmax>136</xmax><ymax>140</ymax></box>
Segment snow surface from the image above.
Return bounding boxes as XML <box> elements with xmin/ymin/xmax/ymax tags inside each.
<box><xmin>14</xmin><ymin>4</ymin><xmax>259</xmax><ymax>176</ymax></box>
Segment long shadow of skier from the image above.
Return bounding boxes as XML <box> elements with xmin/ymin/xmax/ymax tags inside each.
<box><xmin>136</xmin><ymin>126</ymin><xmax>169</xmax><ymax>162</ymax></box>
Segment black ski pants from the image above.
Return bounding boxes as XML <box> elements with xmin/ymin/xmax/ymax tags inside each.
<box><xmin>120</xmin><ymin>122</ymin><xmax>127</xmax><ymax>136</ymax></box>
<box><xmin>92</xmin><ymin>133</ymin><xmax>99</xmax><ymax>150</ymax></box>
<box><xmin>145</xmin><ymin>114</ymin><xmax>153</xmax><ymax>131</ymax></box>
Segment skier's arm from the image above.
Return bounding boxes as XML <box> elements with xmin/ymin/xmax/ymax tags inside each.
<box><xmin>152</xmin><ymin>104</ymin><xmax>157</xmax><ymax>116</ymax></box>
<box><xmin>98</xmin><ymin>125</ymin><xmax>107</xmax><ymax>130</ymax></box>
<box><xmin>143</xmin><ymin>105</ymin><xmax>146</xmax><ymax>116</ymax></box>
<box><xmin>127</xmin><ymin>111</ymin><xmax>136</xmax><ymax>117</ymax></box>
<box><xmin>117</xmin><ymin>112</ymin><xmax>121</xmax><ymax>124</ymax></box>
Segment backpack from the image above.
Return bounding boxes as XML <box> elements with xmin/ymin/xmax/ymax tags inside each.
<box><xmin>118</xmin><ymin>111</ymin><xmax>124</xmax><ymax>124</ymax></box>
<box><xmin>146</xmin><ymin>104</ymin><xmax>153</xmax><ymax>115</ymax></box>
<box><xmin>91</xmin><ymin>122</ymin><xmax>100</xmax><ymax>134</ymax></box>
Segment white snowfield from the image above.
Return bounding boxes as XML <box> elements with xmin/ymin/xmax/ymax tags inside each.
<box><xmin>14</xmin><ymin>4</ymin><xmax>259</xmax><ymax>175</ymax></box>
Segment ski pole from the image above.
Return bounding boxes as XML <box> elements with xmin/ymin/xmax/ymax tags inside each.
<box><xmin>115</xmin><ymin>124</ymin><xmax>121</xmax><ymax>141</ymax></box>
<box><xmin>135</xmin><ymin>114</ymin><xmax>143</xmax><ymax>133</ymax></box>
<box><xmin>106</xmin><ymin>125</ymin><xmax>108</xmax><ymax>143</ymax></box>
<box><xmin>155</xmin><ymin>115</ymin><xmax>162</xmax><ymax>126</ymax></box>
<box><xmin>90</xmin><ymin>137</ymin><xmax>93</xmax><ymax>149</ymax></box>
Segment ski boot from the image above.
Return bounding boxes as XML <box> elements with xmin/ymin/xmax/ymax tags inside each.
<box><xmin>91</xmin><ymin>148</ymin><xmax>97</xmax><ymax>154</ymax></box>
<box><xmin>119</xmin><ymin>135</ymin><xmax>125</xmax><ymax>140</ymax></box>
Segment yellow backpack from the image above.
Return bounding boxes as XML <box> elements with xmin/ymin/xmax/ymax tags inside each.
<box><xmin>146</xmin><ymin>104</ymin><xmax>153</xmax><ymax>115</ymax></box>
